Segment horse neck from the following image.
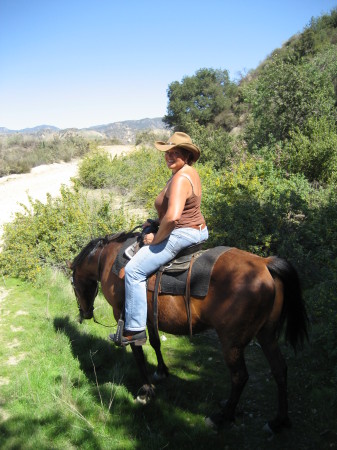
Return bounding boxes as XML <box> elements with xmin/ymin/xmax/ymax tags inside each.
<box><xmin>80</xmin><ymin>246</ymin><xmax>104</xmax><ymax>281</ymax></box>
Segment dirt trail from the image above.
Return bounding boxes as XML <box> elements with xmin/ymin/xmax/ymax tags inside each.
<box><xmin>0</xmin><ymin>145</ymin><xmax>135</xmax><ymax>238</ymax></box>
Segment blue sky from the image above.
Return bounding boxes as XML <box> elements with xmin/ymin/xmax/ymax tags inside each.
<box><xmin>1</xmin><ymin>0</ymin><xmax>336</xmax><ymax>130</ymax></box>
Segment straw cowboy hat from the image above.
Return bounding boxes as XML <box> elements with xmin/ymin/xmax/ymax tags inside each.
<box><xmin>154</xmin><ymin>132</ymin><xmax>200</xmax><ymax>162</ymax></box>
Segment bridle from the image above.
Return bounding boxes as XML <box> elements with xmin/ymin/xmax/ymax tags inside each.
<box><xmin>71</xmin><ymin>246</ymin><xmax>115</xmax><ymax>328</ymax></box>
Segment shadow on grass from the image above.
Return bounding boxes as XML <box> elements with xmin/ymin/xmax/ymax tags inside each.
<box><xmin>0</xmin><ymin>413</ymin><xmax>102</xmax><ymax>450</ymax></box>
<box><xmin>53</xmin><ymin>316</ymin><xmax>227</xmax><ymax>415</ymax></box>
<box><xmin>50</xmin><ymin>317</ymin><xmax>310</xmax><ymax>450</ymax></box>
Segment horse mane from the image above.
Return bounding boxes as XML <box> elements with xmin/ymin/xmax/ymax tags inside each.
<box><xmin>70</xmin><ymin>230</ymin><xmax>137</xmax><ymax>270</ymax></box>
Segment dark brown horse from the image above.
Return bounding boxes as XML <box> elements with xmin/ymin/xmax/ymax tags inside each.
<box><xmin>69</xmin><ymin>231</ymin><xmax>308</xmax><ymax>433</ymax></box>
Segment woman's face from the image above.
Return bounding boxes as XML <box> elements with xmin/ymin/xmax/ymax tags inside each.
<box><xmin>165</xmin><ymin>148</ymin><xmax>188</xmax><ymax>173</ymax></box>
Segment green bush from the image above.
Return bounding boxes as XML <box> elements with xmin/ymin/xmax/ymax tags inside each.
<box><xmin>77</xmin><ymin>148</ymin><xmax>115</xmax><ymax>188</ymax></box>
<box><xmin>243</xmin><ymin>49</ymin><xmax>337</xmax><ymax>149</ymax></box>
<box><xmin>281</xmin><ymin>116</ymin><xmax>337</xmax><ymax>183</ymax></box>
<box><xmin>186</xmin><ymin>121</ymin><xmax>242</xmax><ymax>170</ymax></box>
<box><xmin>77</xmin><ymin>146</ymin><xmax>168</xmax><ymax>198</ymax></box>
<box><xmin>135</xmin><ymin>130</ymin><xmax>170</xmax><ymax>146</ymax></box>
<box><xmin>0</xmin><ymin>186</ymin><xmax>137</xmax><ymax>282</ymax></box>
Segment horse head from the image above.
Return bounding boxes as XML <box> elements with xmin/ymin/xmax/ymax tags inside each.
<box><xmin>70</xmin><ymin>265</ymin><xmax>99</xmax><ymax>323</ymax></box>
<box><xmin>67</xmin><ymin>237</ymin><xmax>105</xmax><ymax>323</ymax></box>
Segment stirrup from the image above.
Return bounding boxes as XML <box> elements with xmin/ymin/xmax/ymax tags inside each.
<box><xmin>110</xmin><ymin>318</ymin><xmax>124</xmax><ymax>346</ymax></box>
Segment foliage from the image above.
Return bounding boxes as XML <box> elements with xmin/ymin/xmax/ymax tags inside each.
<box><xmin>135</xmin><ymin>129</ymin><xmax>170</xmax><ymax>146</ymax></box>
<box><xmin>273</xmin><ymin>7</ymin><xmax>337</xmax><ymax>62</ymax></box>
<box><xmin>243</xmin><ymin>48</ymin><xmax>337</xmax><ymax>149</ymax></box>
<box><xmin>186</xmin><ymin>121</ymin><xmax>243</xmax><ymax>170</ymax></box>
<box><xmin>0</xmin><ymin>134</ymin><xmax>92</xmax><ymax>177</ymax></box>
<box><xmin>77</xmin><ymin>148</ymin><xmax>115</xmax><ymax>188</ymax></box>
<box><xmin>0</xmin><ymin>186</ymin><xmax>137</xmax><ymax>282</ymax></box>
<box><xmin>163</xmin><ymin>68</ymin><xmax>239</xmax><ymax>133</ymax></box>
<box><xmin>77</xmin><ymin>146</ymin><xmax>168</xmax><ymax>199</ymax></box>
<box><xmin>281</xmin><ymin>116</ymin><xmax>337</xmax><ymax>183</ymax></box>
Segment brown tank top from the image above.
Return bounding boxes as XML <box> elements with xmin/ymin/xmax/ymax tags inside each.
<box><xmin>154</xmin><ymin>174</ymin><xmax>205</xmax><ymax>229</ymax></box>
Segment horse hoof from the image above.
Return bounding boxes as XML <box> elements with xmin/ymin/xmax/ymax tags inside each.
<box><xmin>205</xmin><ymin>416</ymin><xmax>217</xmax><ymax>429</ymax></box>
<box><xmin>152</xmin><ymin>371</ymin><xmax>168</xmax><ymax>382</ymax></box>
<box><xmin>263</xmin><ymin>422</ymin><xmax>274</xmax><ymax>434</ymax></box>
<box><xmin>205</xmin><ymin>412</ymin><xmax>224</xmax><ymax>429</ymax></box>
<box><xmin>219</xmin><ymin>399</ymin><xmax>227</xmax><ymax>410</ymax></box>
<box><xmin>264</xmin><ymin>417</ymin><xmax>292</xmax><ymax>434</ymax></box>
<box><xmin>136</xmin><ymin>395</ymin><xmax>150</xmax><ymax>405</ymax></box>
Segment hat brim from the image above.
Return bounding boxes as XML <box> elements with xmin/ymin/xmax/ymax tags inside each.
<box><xmin>154</xmin><ymin>141</ymin><xmax>200</xmax><ymax>162</ymax></box>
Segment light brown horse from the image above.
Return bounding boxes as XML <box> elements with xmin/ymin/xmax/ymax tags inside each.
<box><xmin>69</xmin><ymin>231</ymin><xmax>308</xmax><ymax>432</ymax></box>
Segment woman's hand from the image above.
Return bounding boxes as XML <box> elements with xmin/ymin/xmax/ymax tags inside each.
<box><xmin>143</xmin><ymin>233</ymin><xmax>156</xmax><ymax>245</ymax></box>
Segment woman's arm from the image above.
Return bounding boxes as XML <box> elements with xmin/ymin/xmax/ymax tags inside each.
<box><xmin>150</xmin><ymin>175</ymin><xmax>191</xmax><ymax>245</ymax></box>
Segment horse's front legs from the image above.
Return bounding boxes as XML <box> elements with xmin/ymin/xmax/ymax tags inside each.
<box><xmin>130</xmin><ymin>344</ymin><xmax>155</xmax><ymax>404</ymax></box>
<box><xmin>147</xmin><ymin>325</ymin><xmax>169</xmax><ymax>381</ymax></box>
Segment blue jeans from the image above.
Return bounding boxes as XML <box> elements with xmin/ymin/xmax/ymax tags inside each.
<box><xmin>124</xmin><ymin>226</ymin><xmax>209</xmax><ymax>331</ymax></box>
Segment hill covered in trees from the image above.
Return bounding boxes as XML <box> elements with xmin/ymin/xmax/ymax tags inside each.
<box><xmin>164</xmin><ymin>8</ymin><xmax>337</xmax><ymax>184</ymax></box>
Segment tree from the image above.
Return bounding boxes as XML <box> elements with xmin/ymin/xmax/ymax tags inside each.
<box><xmin>243</xmin><ymin>49</ymin><xmax>337</xmax><ymax>149</ymax></box>
<box><xmin>163</xmin><ymin>68</ymin><xmax>238</xmax><ymax>133</ymax></box>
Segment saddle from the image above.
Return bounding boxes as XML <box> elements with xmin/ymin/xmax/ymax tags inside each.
<box><xmin>111</xmin><ymin>235</ymin><xmax>231</xmax><ymax>338</ymax></box>
<box><xmin>150</xmin><ymin>242</ymin><xmax>205</xmax><ymax>337</ymax></box>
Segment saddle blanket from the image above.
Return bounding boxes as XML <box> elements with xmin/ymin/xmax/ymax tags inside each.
<box><xmin>111</xmin><ymin>237</ymin><xmax>231</xmax><ymax>298</ymax></box>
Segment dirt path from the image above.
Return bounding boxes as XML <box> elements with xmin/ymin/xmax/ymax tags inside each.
<box><xmin>0</xmin><ymin>145</ymin><xmax>135</xmax><ymax>238</ymax></box>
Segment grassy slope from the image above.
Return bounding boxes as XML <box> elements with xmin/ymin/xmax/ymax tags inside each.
<box><xmin>1</xmin><ymin>273</ymin><xmax>336</xmax><ymax>449</ymax></box>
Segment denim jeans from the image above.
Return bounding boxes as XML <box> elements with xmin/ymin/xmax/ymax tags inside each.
<box><xmin>124</xmin><ymin>226</ymin><xmax>209</xmax><ymax>331</ymax></box>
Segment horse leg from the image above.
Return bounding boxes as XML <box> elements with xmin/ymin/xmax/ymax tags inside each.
<box><xmin>130</xmin><ymin>344</ymin><xmax>155</xmax><ymax>404</ymax></box>
<box><xmin>147</xmin><ymin>325</ymin><xmax>169</xmax><ymax>381</ymax></box>
<box><xmin>206</xmin><ymin>341</ymin><xmax>249</xmax><ymax>428</ymax></box>
<box><xmin>257</xmin><ymin>330</ymin><xmax>291</xmax><ymax>433</ymax></box>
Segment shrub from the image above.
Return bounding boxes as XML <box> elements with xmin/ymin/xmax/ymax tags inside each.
<box><xmin>77</xmin><ymin>148</ymin><xmax>115</xmax><ymax>188</ymax></box>
<box><xmin>77</xmin><ymin>145</ymin><xmax>167</xmax><ymax>200</ymax></box>
<box><xmin>0</xmin><ymin>135</ymin><xmax>92</xmax><ymax>177</ymax></box>
<box><xmin>243</xmin><ymin>49</ymin><xmax>337</xmax><ymax>149</ymax></box>
<box><xmin>187</xmin><ymin>122</ymin><xmax>242</xmax><ymax>170</ymax></box>
<box><xmin>281</xmin><ymin>115</ymin><xmax>337</xmax><ymax>183</ymax></box>
<box><xmin>135</xmin><ymin>130</ymin><xmax>170</xmax><ymax>146</ymax></box>
<box><xmin>0</xmin><ymin>186</ymin><xmax>138</xmax><ymax>282</ymax></box>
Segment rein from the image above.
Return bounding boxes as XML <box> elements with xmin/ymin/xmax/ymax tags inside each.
<box><xmin>93</xmin><ymin>313</ymin><xmax>117</xmax><ymax>328</ymax></box>
<box><xmin>72</xmin><ymin>273</ymin><xmax>117</xmax><ymax>328</ymax></box>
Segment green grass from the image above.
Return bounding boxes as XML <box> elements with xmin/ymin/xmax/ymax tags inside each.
<box><xmin>0</xmin><ymin>271</ymin><xmax>336</xmax><ymax>449</ymax></box>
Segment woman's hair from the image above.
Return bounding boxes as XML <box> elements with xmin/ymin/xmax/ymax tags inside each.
<box><xmin>180</xmin><ymin>148</ymin><xmax>195</xmax><ymax>165</ymax></box>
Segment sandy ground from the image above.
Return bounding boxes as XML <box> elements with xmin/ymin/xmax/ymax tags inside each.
<box><xmin>0</xmin><ymin>145</ymin><xmax>135</xmax><ymax>239</ymax></box>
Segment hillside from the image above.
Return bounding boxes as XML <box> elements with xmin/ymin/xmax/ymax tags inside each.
<box><xmin>0</xmin><ymin>117</ymin><xmax>167</xmax><ymax>144</ymax></box>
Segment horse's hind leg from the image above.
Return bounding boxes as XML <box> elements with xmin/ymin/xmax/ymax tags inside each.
<box><xmin>257</xmin><ymin>329</ymin><xmax>291</xmax><ymax>433</ymax></box>
<box><xmin>147</xmin><ymin>325</ymin><xmax>169</xmax><ymax>381</ymax></box>
<box><xmin>207</xmin><ymin>339</ymin><xmax>249</xmax><ymax>428</ymax></box>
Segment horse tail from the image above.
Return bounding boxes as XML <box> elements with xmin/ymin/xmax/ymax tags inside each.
<box><xmin>267</xmin><ymin>257</ymin><xmax>309</xmax><ymax>352</ymax></box>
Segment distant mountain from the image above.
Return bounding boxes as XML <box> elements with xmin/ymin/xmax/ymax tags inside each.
<box><xmin>21</xmin><ymin>125</ymin><xmax>60</xmax><ymax>134</ymax></box>
<box><xmin>0</xmin><ymin>127</ymin><xmax>12</xmax><ymax>134</ymax></box>
<box><xmin>0</xmin><ymin>118</ymin><xmax>168</xmax><ymax>143</ymax></box>
<box><xmin>86</xmin><ymin>117</ymin><xmax>167</xmax><ymax>142</ymax></box>
<box><xmin>0</xmin><ymin>125</ymin><xmax>60</xmax><ymax>134</ymax></box>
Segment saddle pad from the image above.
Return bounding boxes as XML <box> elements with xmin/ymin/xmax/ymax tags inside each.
<box><xmin>159</xmin><ymin>246</ymin><xmax>230</xmax><ymax>297</ymax></box>
<box><xmin>111</xmin><ymin>236</ymin><xmax>138</xmax><ymax>277</ymax></box>
<box><xmin>111</xmin><ymin>236</ymin><xmax>231</xmax><ymax>298</ymax></box>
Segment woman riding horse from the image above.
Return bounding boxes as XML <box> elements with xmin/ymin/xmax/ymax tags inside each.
<box><xmin>109</xmin><ymin>132</ymin><xmax>209</xmax><ymax>346</ymax></box>
<box><xmin>69</xmin><ymin>134</ymin><xmax>308</xmax><ymax>431</ymax></box>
